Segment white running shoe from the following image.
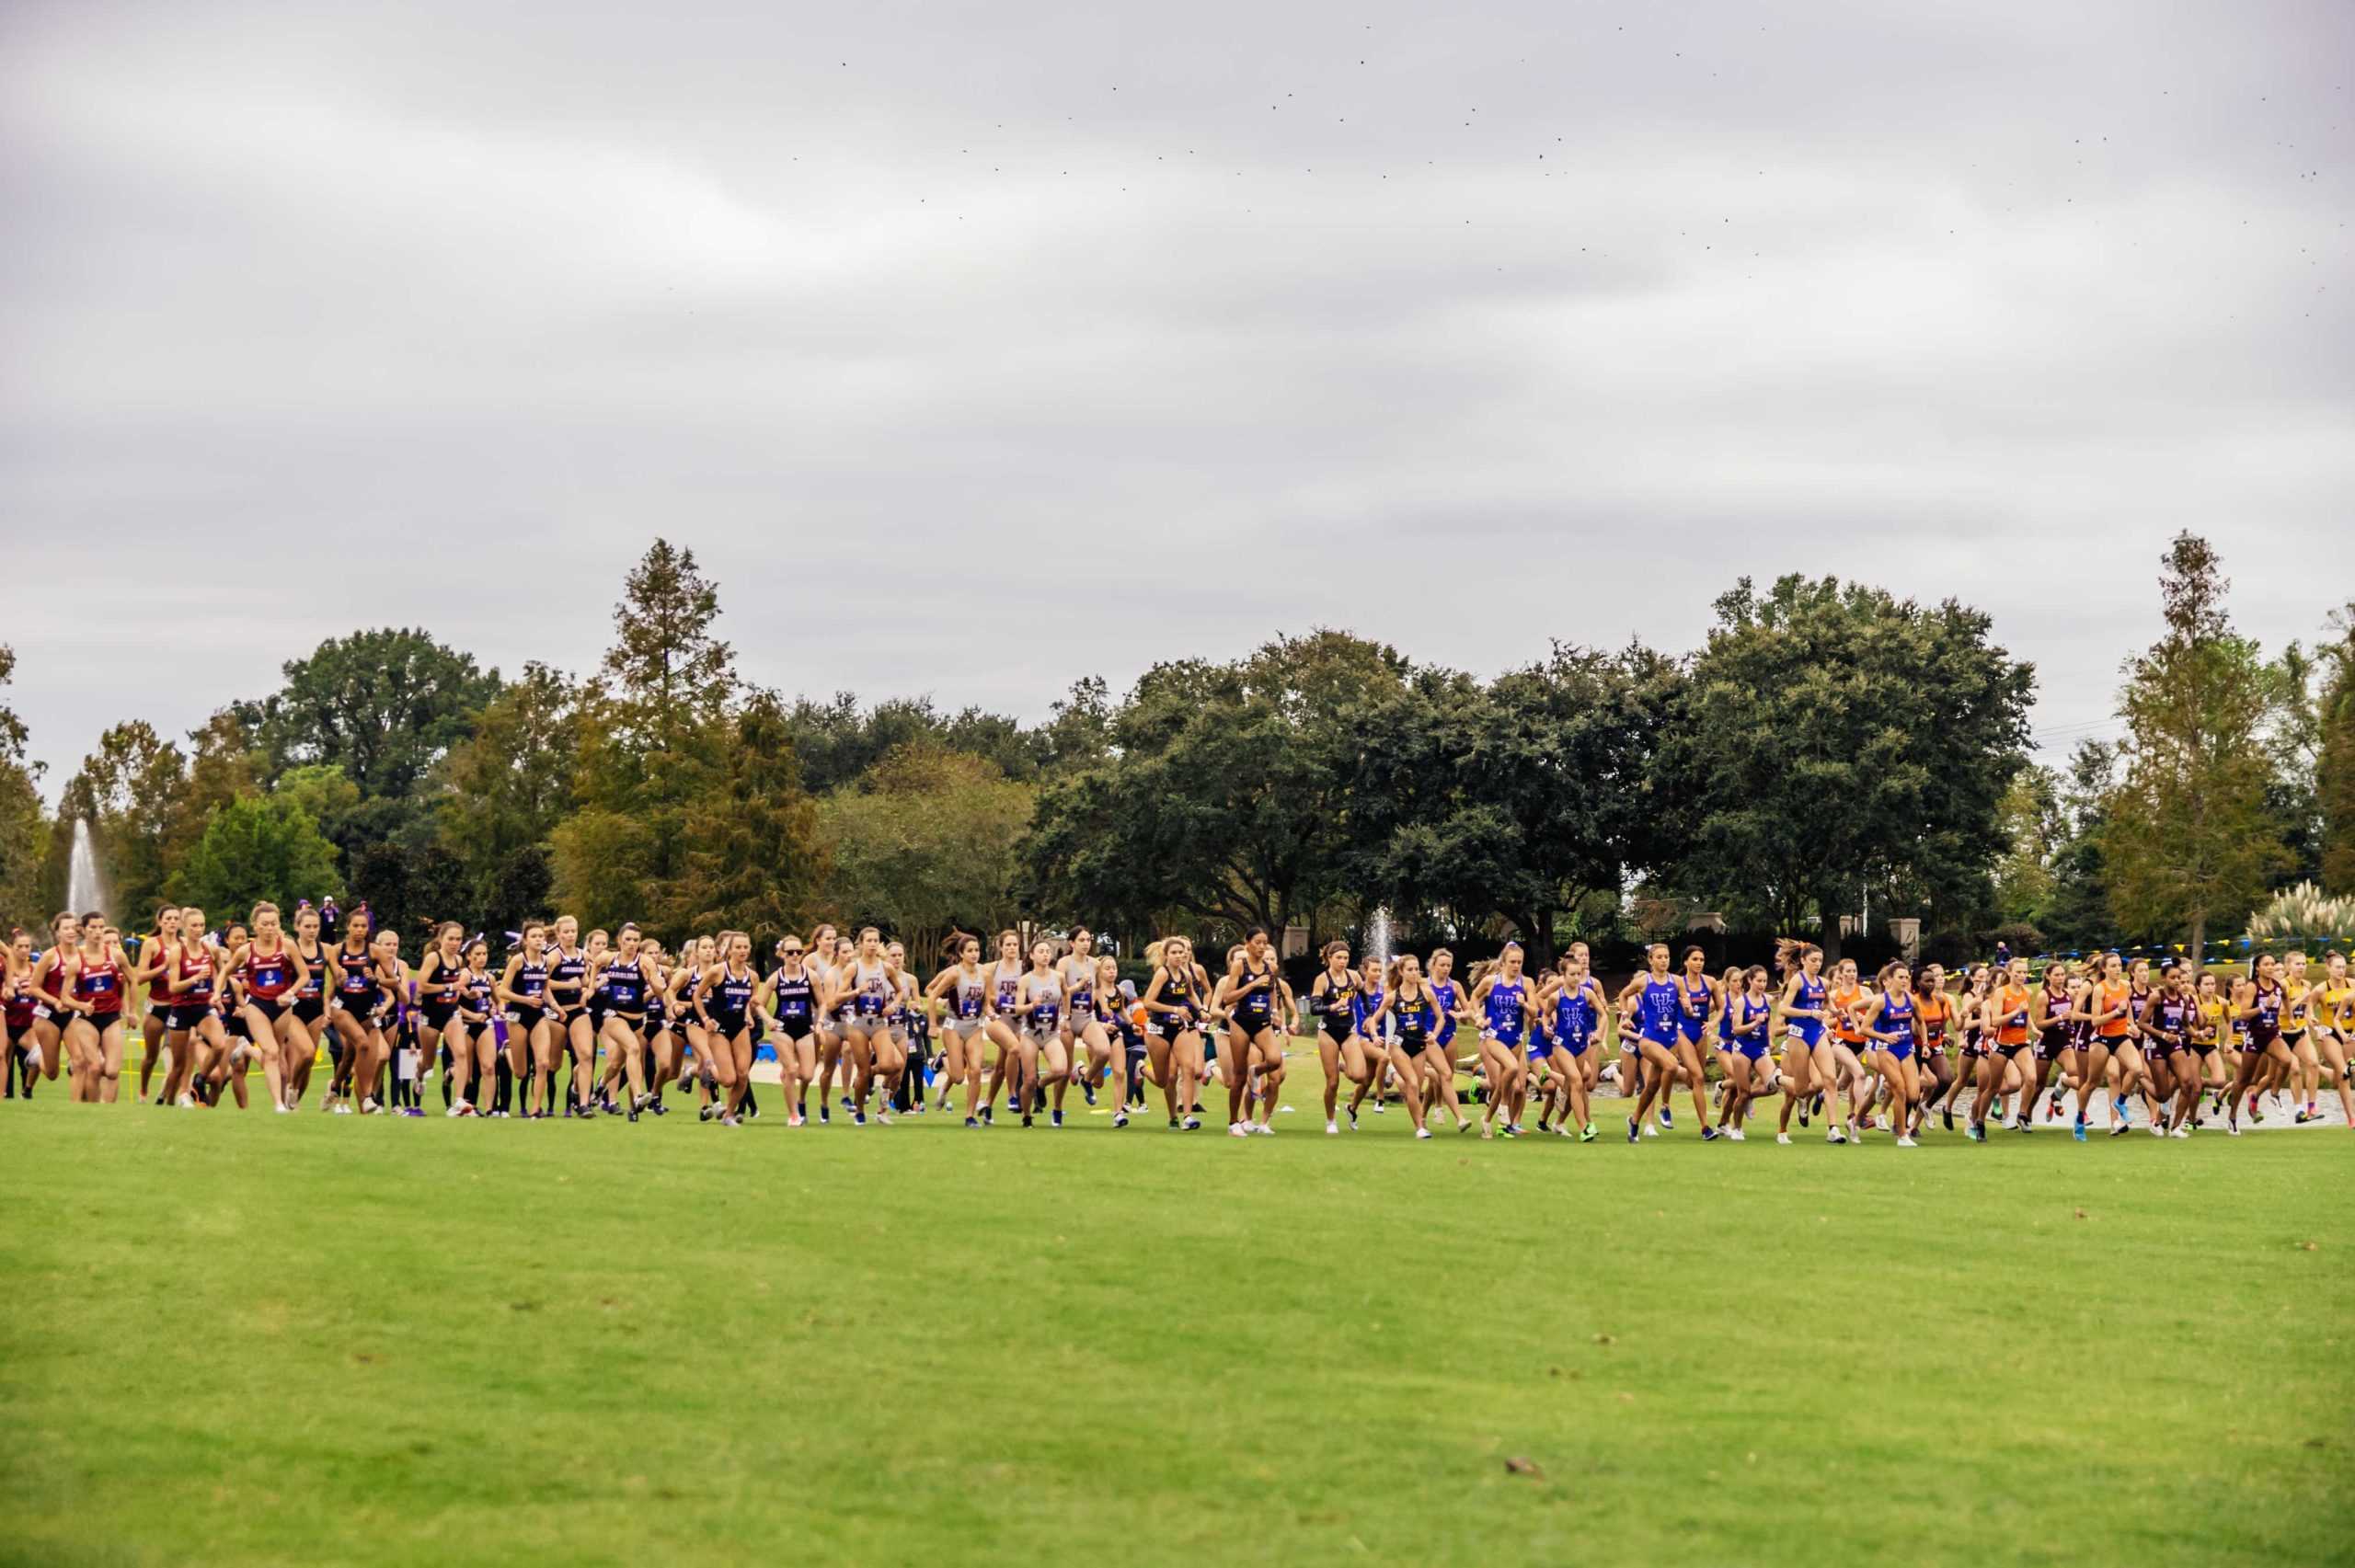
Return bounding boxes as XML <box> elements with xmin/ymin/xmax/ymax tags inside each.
<box><xmin>2149</xmin><ymin>1123</ymin><xmax>2164</xmax><ymax>1138</ymax></box>
<box><xmin>1416</xmin><ymin>1127</ymin><xmax>1433</xmax><ymax>1139</ymax></box>
<box><xmin>2168</xmin><ymin>1125</ymin><xmax>2189</xmax><ymax>1139</ymax></box>
<box><xmin>1229</xmin><ymin>1123</ymin><xmax>1251</xmax><ymax>1139</ymax></box>
<box><xmin>1775</xmin><ymin>1132</ymin><xmax>1791</xmax><ymax>1145</ymax></box>
<box><xmin>1827</xmin><ymin>1128</ymin><xmax>1846</xmax><ymax>1145</ymax></box>
<box><xmin>1643</xmin><ymin>1123</ymin><xmax>1658</xmax><ymax>1138</ymax></box>
<box><xmin>1727</xmin><ymin>1127</ymin><xmax>1745</xmax><ymax>1142</ymax></box>
<box><xmin>274</xmin><ymin>1102</ymin><xmax>293</xmax><ymax>1115</ymax></box>
<box><xmin>1326</xmin><ymin>1119</ymin><xmax>1338</xmax><ymax>1135</ymax></box>
<box><xmin>1254</xmin><ymin>1122</ymin><xmax>1274</xmax><ymax>1136</ymax></box>
<box><xmin>446</xmin><ymin>1105</ymin><xmax>463</xmax><ymax>1117</ymax></box>
<box><xmin>1896</xmin><ymin>1136</ymin><xmax>1917</xmax><ymax>1148</ymax></box>
<box><xmin>175</xmin><ymin>1093</ymin><xmax>195</xmax><ymax>1108</ymax></box>
<box><xmin>332</xmin><ymin>1102</ymin><xmax>352</xmax><ymax>1116</ymax></box>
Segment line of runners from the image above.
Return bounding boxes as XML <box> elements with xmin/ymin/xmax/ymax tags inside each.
<box><xmin>7</xmin><ymin>903</ymin><xmax>2350</xmax><ymax>1142</ymax></box>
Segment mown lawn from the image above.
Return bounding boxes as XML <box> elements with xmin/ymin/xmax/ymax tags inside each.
<box><xmin>1</xmin><ymin>1074</ymin><xmax>2349</xmax><ymax>1567</ymax></box>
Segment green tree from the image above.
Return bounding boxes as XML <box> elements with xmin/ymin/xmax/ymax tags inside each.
<box><xmin>167</xmin><ymin>795</ymin><xmax>343</xmax><ymax>920</ymax></box>
<box><xmin>2102</xmin><ymin>533</ymin><xmax>2290</xmax><ymax>964</ymax></box>
<box><xmin>240</xmin><ymin>628</ymin><xmax>500</xmax><ymax>798</ymax></box>
<box><xmin>783</xmin><ymin>692</ymin><xmax>1045</xmax><ymax>792</ymax></box>
<box><xmin>58</xmin><ymin>720</ymin><xmax>188</xmax><ymax>922</ymax></box>
<box><xmin>1659</xmin><ymin>575</ymin><xmax>2036</xmax><ymax>959</ymax></box>
<box><xmin>0</xmin><ymin>645</ymin><xmax>43</xmax><ymax>933</ymax></box>
<box><xmin>821</xmin><ymin>742</ymin><xmax>1033</xmax><ymax>959</ymax></box>
<box><xmin>159</xmin><ymin>711</ymin><xmax>261</xmax><ymax>877</ymax></box>
<box><xmin>1346</xmin><ymin>643</ymin><xmax>1678</xmax><ymax>968</ymax></box>
<box><xmin>1025</xmin><ymin>631</ymin><xmax>1411</xmax><ymax>939</ymax></box>
<box><xmin>554</xmin><ymin>544</ymin><xmax>738</xmax><ymax>927</ymax></box>
<box><xmin>2315</xmin><ymin>603</ymin><xmax>2355</xmax><ymax>895</ymax></box>
<box><xmin>436</xmin><ymin>662</ymin><xmax>579</xmax><ymax>909</ymax></box>
<box><xmin>2042</xmin><ymin>740</ymin><xmax>2121</xmax><ymax>953</ymax></box>
<box><xmin>681</xmin><ymin>692</ymin><xmax>828</xmax><ymax>943</ymax></box>
<box><xmin>1988</xmin><ymin>765</ymin><xmax>2061</xmax><ymax>928</ymax></box>
<box><xmin>601</xmin><ymin>540</ymin><xmax>733</xmax><ymax>751</ymax></box>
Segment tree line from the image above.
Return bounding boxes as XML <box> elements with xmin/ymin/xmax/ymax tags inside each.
<box><xmin>0</xmin><ymin>533</ymin><xmax>2345</xmax><ymax>973</ymax></box>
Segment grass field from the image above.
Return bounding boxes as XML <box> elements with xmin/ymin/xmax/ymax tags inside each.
<box><xmin>3</xmin><ymin>1065</ymin><xmax>2350</xmax><ymax>1567</ymax></box>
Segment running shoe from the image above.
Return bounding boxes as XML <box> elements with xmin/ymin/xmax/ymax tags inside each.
<box><xmin>1580</xmin><ymin>1123</ymin><xmax>1597</xmax><ymax>1142</ymax></box>
<box><xmin>1775</xmin><ymin>1132</ymin><xmax>1792</xmax><ymax>1145</ymax></box>
<box><xmin>1700</xmin><ymin>1126</ymin><xmax>1718</xmax><ymax>1142</ymax></box>
<box><xmin>1626</xmin><ymin>1116</ymin><xmax>1639</xmax><ymax>1144</ymax></box>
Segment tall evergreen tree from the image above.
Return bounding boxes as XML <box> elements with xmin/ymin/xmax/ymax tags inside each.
<box><xmin>2102</xmin><ymin>533</ymin><xmax>2289</xmax><ymax>963</ymax></box>
<box><xmin>2315</xmin><ymin>603</ymin><xmax>2355</xmax><ymax>895</ymax></box>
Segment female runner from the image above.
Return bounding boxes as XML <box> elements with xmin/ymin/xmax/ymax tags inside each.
<box><xmin>2143</xmin><ymin>962</ymin><xmax>2201</xmax><ymax>1137</ymax></box>
<box><xmin>1220</xmin><ymin>927</ymin><xmax>1290</xmax><ymax>1137</ymax></box>
<box><xmin>1716</xmin><ymin>965</ymin><xmax>1774</xmax><ymax>1141</ymax></box>
<box><xmin>437</xmin><ymin>935</ymin><xmax>494</xmax><ymax>1116</ymax></box>
<box><xmin>1618</xmin><ymin>944</ymin><xmax>1716</xmax><ymax>1143</ymax></box>
<box><xmin>410</xmin><ymin>921</ymin><xmax>466</xmax><ymax>1115</ymax></box>
<box><xmin>1536</xmin><ymin>952</ymin><xmax>1607</xmax><ymax>1141</ymax></box>
<box><xmin>926</xmin><ymin>933</ymin><xmax>991</xmax><ymax>1127</ymax></box>
<box><xmin>1823</xmin><ymin>957</ymin><xmax>1877</xmax><ymax>1135</ymax></box>
<box><xmin>1418</xmin><ymin>949</ymin><xmax>1474</xmax><ymax>1132</ymax></box>
<box><xmin>2224</xmin><ymin>955</ymin><xmax>2294</xmax><ymax>1136</ymax></box>
<box><xmin>1141</xmin><ymin>937</ymin><xmax>1206</xmax><ymax>1130</ymax></box>
<box><xmin>762</xmin><ymin>933</ymin><xmax>821</xmax><ymax>1127</ymax></box>
<box><xmin>1308</xmin><ymin>942</ymin><xmax>1363</xmax><ymax>1134</ymax></box>
<box><xmin>803</xmin><ymin>923</ymin><xmax>849</xmax><ymax>1123</ymax></box>
<box><xmin>281</xmin><ymin>904</ymin><xmax>329</xmax><ymax>1109</ymax></box>
<box><xmin>1854</xmin><ymin>961</ymin><xmax>1923</xmax><ymax>1147</ymax></box>
<box><xmin>1058</xmin><ymin>929</ymin><xmax>1124</xmax><ymax>1126</ymax></box>
<box><xmin>1974</xmin><ymin>960</ymin><xmax>2035</xmax><ymax>1139</ymax></box>
<box><xmin>1011</xmin><ymin>938</ymin><xmax>1066</xmax><ymax>1128</ymax></box>
<box><xmin>1368</xmin><ymin>952</ymin><xmax>1443</xmax><ymax>1139</ymax></box>
<box><xmin>133</xmin><ymin>907</ymin><xmax>181</xmax><ymax>1101</ymax></box>
<box><xmin>227</xmin><ymin>903</ymin><xmax>310</xmax><ymax>1113</ymax></box>
<box><xmin>29</xmin><ymin>913</ymin><xmax>81</xmax><ymax>1097</ymax></box>
<box><xmin>1342</xmin><ymin>951</ymin><xmax>1389</xmax><ymax>1129</ymax></box>
<box><xmin>2312</xmin><ymin>952</ymin><xmax>2355</xmax><ymax>1129</ymax></box>
<box><xmin>60</xmin><ymin>913</ymin><xmax>132</xmax><ymax>1102</ymax></box>
<box><xmin>691</xmin><ymin>931</ymin><xmax>760</xmax><ymax>1127</ymax></box>
<box><xmin>493</xmin><ymin>921</ymin><xmax>555</xmax><ymax>1118</ymax></box>
<box><xmin>2074</xmin><ymin>952</ymin><xmax>2134</xmax><ymax>1139</ymax></box>
<box><xmin>542</xmin><ymin>916</ymin><xmax>595</xmax><ymax>1119</ymax></box>
<box><xmin>637</xmin><ymin>938</ymin><xmax>678</xmax><ymax>1108</ymax></box>
<box><xmin>1770</xmin><ymin>941</ymin><xmax>1834</xmax><ymax>1144</ymax></box>
<box><xmin>2280</xmin><ymin>951</ymin><xmax>2325</xmax><ymax>1124</ymax></box>
<box><xmin>1910</xmin><ymin>963</ymin><xmax>1957</xmax><ymax>1135</ymax></box>
<box><xmin>593</xmin><ymin>924</ymin><xmax>658</xmax><ymax>1119</ymax></box>
<box><xmin>320</xmin><ymin>906</ymin><xmax>379</xmax><ymax>1112</ymax></box>
<box><xmin>1669</xmin><ymin>946</ymin><xmax>1721</xmax><ymax>1131</ymax></box>
<box><xmin>831</xmin><ymin>927</ymin><xmax>898</xmax><ymax>1126</ymax></box>
<box><xmin>1471</xmin><ymin>942</ymin><xmax>1538</xmax><ymax>1139</ymax></box>
<box><xmin>4</xmin><ymin>928</ymin><xmax>39</xmax><ymax>1098</ymax></box>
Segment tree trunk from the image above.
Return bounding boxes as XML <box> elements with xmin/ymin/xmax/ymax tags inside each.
<box><xmin>1527</xmin><ymin>907</ymin><xmax>1557</xmax><ymax>972</ymax></box>
<box><xmin>1817</xmin><ymin>906</ymin><xmax>1844</xmax><ymax>966</ymax></box>
<box><xmin>2188</xmin><ymin>914</ymin><xmax>2205</xmax><ymax>971</ymax></box>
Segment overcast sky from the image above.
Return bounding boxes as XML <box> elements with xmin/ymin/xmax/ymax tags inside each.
<box><xmin>3</xmin><ymin>2</ymin><xmax>2349</xmax><ymax>794</ymax></box>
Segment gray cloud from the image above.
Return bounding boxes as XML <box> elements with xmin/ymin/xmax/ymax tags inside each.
<box><xmin>3</xmin><ymin>1</ymin><xmax>2349</xmax><ymax>789</ymax></box>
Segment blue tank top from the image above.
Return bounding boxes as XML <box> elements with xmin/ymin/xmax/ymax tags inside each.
<box><xmin>1638</xmin><ymin>977</ymin><xmax>1682</xmax><ymax>1043</ymax></box>
<box><xmin>1485</xmin><ymin>979</ymin><xmax>1526</xmax><ymax>1045</ymax></box>
<box><xmin>1879</xmin><ymin>990</ymin><xmax>1914</xmax><ymax>1044</ymax></box>
<box><xmin>1726</xmin><ymin>993</ymin><xmax>1770</xmax><ymax>1045</ymax></box>
<box><xmin>1350</xmin><ymin>986</ymin><xmax>1386</xmax><ymax>1034</ymax></box>
<box><xmin>1677</xmin><ymin>976</ymin><xmax>1712</xmax><ymax>1040</ymax></box>
<box><xmin>1556</xmin><ymin>984</ymin><xmax>1596</xmax><ymax>1045</ymax></box>
<box><xmin>1430</xmin><ymin>979</ymin><xmax>1458</xmax><ymax>1043</ymax></box>
<box><xmin>1790</xmin><ymin>974</ymin><xmax>1827</xmax><ymax>1043</ymax></box>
